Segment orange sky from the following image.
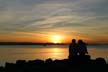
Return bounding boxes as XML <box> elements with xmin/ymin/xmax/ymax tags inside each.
<box><xmin>0</xmin><ymin>0</ymin><xmax>108</xmax><ymax>44</ymax></box>
<box><xmin>0</xmin><ymin>34</ymin><xmax>108</xmax><ymax>44</ymax></box>
<box><xmin>0</xmin><ymin>34</ymin><xmax>71</xmax><ymax>43</ymax></box>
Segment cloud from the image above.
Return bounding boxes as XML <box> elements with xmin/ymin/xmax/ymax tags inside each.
<box><xmin>0</xmin><ymin>0</ymin><xmax>108</xmax><ymax>43</ymax></box>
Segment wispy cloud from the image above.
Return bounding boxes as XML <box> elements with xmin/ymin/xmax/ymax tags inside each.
<box><xmin>0</xmin><ymin>0</ymin><xmax>108</xmax><ymax>43</ymax></box>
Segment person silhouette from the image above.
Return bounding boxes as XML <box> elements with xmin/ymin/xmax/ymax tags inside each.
<box><xmin>69</xmin><ymin>39</ymin><xmax>78</xmax><ymax>57</ymax></box>
<box><xmin>77</xmin><ymin>40</ymin><xmax>88</xmax><ymax>55</ymax></box>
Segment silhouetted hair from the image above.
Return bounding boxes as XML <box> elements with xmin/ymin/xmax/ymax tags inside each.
<box><xmin>78</xmin><ymin>39</ymin><xmax>83</xmax><ymax>44</ymax></box>
<box><xmin>72</xmin><ymin>39</ymin><xmax>76</xmax><ymax>43</ymax></box>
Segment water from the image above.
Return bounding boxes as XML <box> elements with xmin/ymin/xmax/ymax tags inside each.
<box><xmin>0</xmin><ymin>45</ymin><xmax>108</xmax><ymax>66</ymax></box>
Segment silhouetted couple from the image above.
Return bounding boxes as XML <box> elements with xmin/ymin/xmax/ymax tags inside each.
<box><xmin>69</xmin><ymin>39</ymin><xmax>88</xmax><ymax>57</ymax></box>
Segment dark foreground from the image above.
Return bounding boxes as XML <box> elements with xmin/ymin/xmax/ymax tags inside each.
<box><xmin>0</xmin><ymin>55</ymin><xmax>108</xmax><ymax>72</ymax></box>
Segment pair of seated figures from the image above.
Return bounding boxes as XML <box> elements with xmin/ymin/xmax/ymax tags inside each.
<box><xmin>69</xmin><ymin>39</ymin><xmax>88</xmax><ymax>57</ymax></box>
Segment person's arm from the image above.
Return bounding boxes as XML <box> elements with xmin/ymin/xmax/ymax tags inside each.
<box><xmin>83</xmin><ymin>43</ymin><xmax>88</xmax><ymax>54</ymax></box>
<box><xmin>69</xmin><ymin>45</ymin><xmax>71</xmax><ymax>53</ymax></box>
<box><xmin>85</xmin><ymin>44</ymin><xmax>88</xmax><ymax>54</ymax></box>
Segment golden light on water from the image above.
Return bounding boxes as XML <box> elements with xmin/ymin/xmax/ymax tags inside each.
<box><xmin>48</xmin><ymin>48</ymin><xmax>68</xmax><ymax>59</ymax></box>
<box><xmin>52</xmin><ymin>48</ymin><xmax>60</xmax><ymax>53</ymax></box>
<box><xmin>50</xmin><ymin>48</ymin><xmax>60</xmax><ymax>57</ymax></box>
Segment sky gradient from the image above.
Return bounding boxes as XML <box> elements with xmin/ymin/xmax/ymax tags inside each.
<box><xmin>0</xmin><ymin>0</ymin><xmax>108</xmax><ymax>44</ymax></box>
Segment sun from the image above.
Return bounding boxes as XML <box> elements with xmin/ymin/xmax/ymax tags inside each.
<box><xmin>51</xmin><ymin>35</ymin><xmax>62</xmax><ymax>43</ymax></box>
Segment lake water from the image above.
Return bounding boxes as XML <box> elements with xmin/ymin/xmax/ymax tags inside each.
<box><xmin>0</xmin><ymin>45</ymin><xmax>108</xmax><ymax>66</ymax></box>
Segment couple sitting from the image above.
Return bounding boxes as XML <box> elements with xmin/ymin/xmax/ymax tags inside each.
<box><xmin>69</xmin><ymin>39</ymin><xmax>88</xmax><ymax>57</ymax></box>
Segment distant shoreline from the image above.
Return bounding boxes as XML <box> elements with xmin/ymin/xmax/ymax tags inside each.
<box><xmin>0</xmin><ymin>42</ymin><xmax>107</xmax><ymax>45</ymax></box>
<box><xmin>0</xmin><ymin>42</ymin><xmax>68</xmax><ymax>45</ymax></box>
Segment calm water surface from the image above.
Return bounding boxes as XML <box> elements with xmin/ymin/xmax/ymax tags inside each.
<box><xmin>0</xmin><ymin>45</ymin><xmax>108</xmax><ymax>66</ymax></box>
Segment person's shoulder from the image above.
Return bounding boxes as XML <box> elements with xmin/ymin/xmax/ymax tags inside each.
<box><xmin>84</xmin><ymin>42</ymin><xmax>87</xmax><ymax>45</ymax></box>
<box><xmin>69</xmin><ymin>43</ymin><xmax>72</xmax><ymax>46</ymax></box>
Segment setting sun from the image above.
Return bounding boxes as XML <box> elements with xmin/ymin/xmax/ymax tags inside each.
<box><xmin>51</xmin><ymin>35</ymin><xmax>62</xmax><ymax>43</ymax></box>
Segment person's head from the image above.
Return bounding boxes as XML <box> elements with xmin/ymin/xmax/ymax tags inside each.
<box><xmin>78</xmin><ymin>39</ymin><xmax>83</xmax><ymax>44</ymax></box>
<box><xmin>72</xmin><ymin>39</ymin><xmax>76</xmax><ymax>43</ymax></box>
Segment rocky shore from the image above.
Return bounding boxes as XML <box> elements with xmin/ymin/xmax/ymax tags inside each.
<box><xmin>0</xmin><ymin>55</ymin><xmax>108</xmax><ymax>72</ymax></box>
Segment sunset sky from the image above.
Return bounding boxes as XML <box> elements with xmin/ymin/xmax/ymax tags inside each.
<box><xmin>0</xmin><ymin>0</ymin><xmax>108</xmax><ymax>44</ymax></box>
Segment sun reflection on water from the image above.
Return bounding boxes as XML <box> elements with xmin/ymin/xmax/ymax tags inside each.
<box><xmin>45</xmin><ymin>48</ymin><xmax>68</xmax><ymax>60</ymax></box>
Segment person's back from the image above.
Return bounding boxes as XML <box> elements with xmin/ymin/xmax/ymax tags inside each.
<box><xmin>69</xmin><ymin>39</ymin><xmax>77</xmax><ymax>56</ymax></box>
<box><xmin>78</xmin><ymin>40</ymin><xmax>88</xmax><ymax>55</ymax></box>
